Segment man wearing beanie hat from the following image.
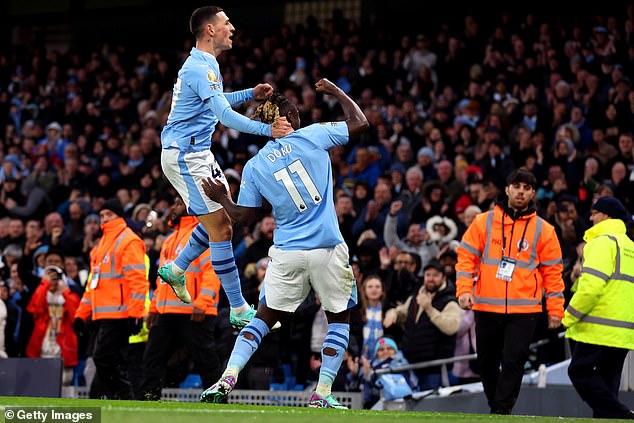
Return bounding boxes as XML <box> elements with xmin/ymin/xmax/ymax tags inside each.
<box><xmin>99</xmin><ymin>198</ymin><xmax>126</xmax><ymax>219</ymax></box>
<box><xmin>74</xmin><ymin>197</ymin><xmax>149</xmax><ymax>399</ymax></box>
<box><xmin>589</xmin><ymin>196</ymin><xmax>630</xmax><ymax>223</ymax></box>
<box><xmin>563</xmin><ymin>195</ymin><xmax>634</xmax><ymax>419</ymax></box>
<box><xmin>456</xmin><ymin>167</ymin><xmax>565</xmax><ymax>415</ymax></box>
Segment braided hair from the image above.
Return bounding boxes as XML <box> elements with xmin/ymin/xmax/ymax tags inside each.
<box><xmin>252</xmin><ymin>93</ymin><xmax>295</xmax><ymax>125</ymax></box>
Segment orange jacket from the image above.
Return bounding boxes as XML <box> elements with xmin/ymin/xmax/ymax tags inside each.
<box><xmin>75</xmin><ymin>218</ymin><xmax>149</xmax><ymax>321</ymax></box>
<box><xmin>456</xmin><ymin>204</ymin><xmax>565</xmax><ymax>318</ymax></box>
<box><xmin>149</xmin><ymin>217</ymin><xmax>219</xmax><ymax>315</ymax></box>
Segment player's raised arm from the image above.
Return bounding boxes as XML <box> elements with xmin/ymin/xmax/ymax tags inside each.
<box><xmin>315</xmin><ymin>78</ymin><xmax>369</xmax><ymax>137</ymax></box>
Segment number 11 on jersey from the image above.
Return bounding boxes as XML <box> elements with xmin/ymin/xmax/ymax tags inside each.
<box><xmin>273</xmin><ymin>159</ymin><xmax>322</xmax><ymax>212</ymax></box>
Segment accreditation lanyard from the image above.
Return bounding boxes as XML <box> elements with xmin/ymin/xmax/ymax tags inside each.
<box><xmin>497</xmin><ymin>213</ymin><xmax>530</xmax><ymax>282</ymax></box>
<box><xmin>90</xmin><ymin>226</ymin><xmax>127</xmax><ymax>289</ymax></box>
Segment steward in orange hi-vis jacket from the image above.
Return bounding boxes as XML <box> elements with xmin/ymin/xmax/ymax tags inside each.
<box><xmin>149</xmin><ymin>215</ymin><xmax>219</xmax><ymax>317</ymax></box>
<box><xmin>140</xmin><ymin>198</ymin><xmax>221</xmax><ymax>401</ymax></box>
<box><xmin>455</xmin><ymin>168</ymin><xmax>564</xmax><ymax>415</ymax></box>
<box><xmin>73</xmin><ymin>198</ymin><xmax>149</xmax><ymax>400</ymax></box>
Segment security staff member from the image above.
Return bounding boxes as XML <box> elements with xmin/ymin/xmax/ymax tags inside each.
<box><xmin>140</xmin><ymin>197</ymin><xmax>221</xmax><ymax>400</ymax></box>
<box><xmin>563</xmin><ymin>196</ymin><xmax>634</xmax><ymax>419</ymax></box>
<box><xmin>456</xmin><ymin>168</ymin><xmax>565</xmax><ymax>415</ymax></box>
<box><xmin>74</xmin><ymin>198</ymin><xmax>149</xmax><ymax>399</ymax></box>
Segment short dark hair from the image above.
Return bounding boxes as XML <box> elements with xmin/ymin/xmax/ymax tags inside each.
<box><xmin>506</xmin><ymin>167</ymin><xmax>537</xmax><ymax>190</ymax></box>
<box><xmin>190</xmin><ymin>6</ymin><xmax>223</xmax><ymax>39</ymax></box>
<box><xmin>45</xmin><ymin>247</ymin><xmax>65</xmax><ymax>262</ymax></box>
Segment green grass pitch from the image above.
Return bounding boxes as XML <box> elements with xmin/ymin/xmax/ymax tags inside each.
<box><xmin>0</xmin><ymin>396</ymin><xmax>612</xmax><ymax>422</ymax></box>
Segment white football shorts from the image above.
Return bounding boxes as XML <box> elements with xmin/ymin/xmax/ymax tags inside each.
<box><xmin>161</xmin><ymin>148</ymin><xmax>229</xmax><ymax>216</ymax></box>
<box><xmin>260</xmin><ymin>243</ymin><xmax>358</xmax><ymax>313</ymax></box>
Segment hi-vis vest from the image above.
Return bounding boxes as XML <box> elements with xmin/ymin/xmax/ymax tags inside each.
<box><xmin>79</xmin><ymin>255</ymin><xmax>150</xmax><ymax>343</ymax></box>
<box><xmin>456</xmin><ymin>205</ymin><xmax>565</xmax><ymax>317</ymax></box>
<box><xmin>149</xmin><ymin>217</ymin><xmax>219</xmax><ymax>316</ymax></box>
<box><xmin>75</xmin><ymin>218</ymin><xmax>149</xmax><ymax>321</ymax></box>
<box><xmin>563</xmin><ymin>218</ymin><xmax>634</xmax><ymax>350</ymax></box>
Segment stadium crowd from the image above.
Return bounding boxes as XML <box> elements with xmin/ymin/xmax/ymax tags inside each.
<box><xmin>1</xmin><ymin>3</ymin><xmax>634</xmax><ymax>409</ymax></box>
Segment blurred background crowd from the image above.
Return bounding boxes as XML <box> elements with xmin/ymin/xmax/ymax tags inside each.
<box><xmin>1</xmin><ymin>1</ymin><xmax>634</xmax><ymax>408</ymax></box>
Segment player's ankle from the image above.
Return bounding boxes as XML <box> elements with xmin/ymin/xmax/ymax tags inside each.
<box><xmin>170</xmin><ymin>262</ymin><xmax>185</xmax><ymax>277</ymax></box>
<box><xmin>231</xmin><ymin>303</ymin><xmax>250</xmax><ymax>315</ymax></box>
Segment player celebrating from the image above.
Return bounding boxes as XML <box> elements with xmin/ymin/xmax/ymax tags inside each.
<box><xmin>159</xmin><ymin>6</ymin><xmax>293</xmax><ymax>328</ymax></box>
<box><xmin>199</xmin><ymin>78</ymin><xmax>368</xmax><ymax>408</ymax></box>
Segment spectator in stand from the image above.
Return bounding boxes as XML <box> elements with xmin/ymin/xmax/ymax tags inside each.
<box><xmin>352</xmin><ymin>182</ymin><xmax>394</xmax><ymax>246</ymax></box>
<box><xmin>356</xmin><ymin>336</ymin><xmax>418</xmax><ymax>408</ymax></box>
<box><xmin>416</xmin><ymin>147</ymin><xmax>438</xmax><ymax>181</ymax></box>
<box><xmin>63</xmin><ymin>255</ymin><xmax>86</xmax><ymax>290</ymax></box>
<box><xmin>39</xmin><ymin>248</ymin><xmax>83</xmax><ymax>297</ymax></box>
<box><xmin>358</xmin><ymin>275</ymin><xmax>386</xmax><ymax>362</ymax></box>
<box><xmin>242</xmin><ymin>215</ymin><xmax>275</xmax><ymax>269</ymax></box>
<box><xmin>384</xmin><ymin>199</ymin><xmax>438</xmax><ymax>273</ymax></box>
<box><xmin>451</xmin><ymin>308</ymin><xmax>480</xmax><ymax>385</ymax></box>
<box><xmin>608</xmin><ymin>132</ymin><xmax>634</xmax><ymax>171</ymax></box>
<box><xmin>41</xmin><ymin>212</ymin><xmax>71</xmax><ymax>254</ymax></box>
<box><xmin>380</xmin><ymin>248</ymin><xmax>420</xmax><ymax>311</ymax></box>
<box><xmin>1</xmin><ymin>177</ymin><xmax>51</xmax><ymax>222</ymax></box>
<box><xmin>410</xmin><ymin>181</ymin><xmax>451</xmax><ymax>225</ymax></box>
<box><xmin>383</xmin><ymin>259</ymin><xmax>460</xmax><ymax>390</ymax></box>
<box><xmin>0</xmin><ymin>218</ymin><xmax>25</xmax><ymax>250</ymax></box>
<box><xmin>345</xmin><ymin>145</ymin><xmax>382</xmax><ymax>188</ymax></box>
<box><xmin>26</xmin><ymin>265</ymin><xmax>80</xmax><ymax>385</ymax></box>
<box><xmin>81</xmin><ymin>214</ymin><xmax>100</xmax><ymax>262</ymax></box>
<box><xmin>395</xmin><ymin>166</ymin><xmax>424</xmax><ymax>222</ymax></box>
<box><xmin>335</xmin><ymin>194</ymin><xmax>356</xmax><ymax>256</ymax></box>
<box><xmin>37</xmin><ymin>122</ymin><xmax>68</xmax><ymax>165</ymax></box>
<box><xmin>607</xmin><ymin>161</ymin><xmax>634</xmax><ymax>212</ymax></box>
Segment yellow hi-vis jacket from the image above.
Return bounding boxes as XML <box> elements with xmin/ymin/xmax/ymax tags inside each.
<box><xmin>563</xmin><ymin>218</ymin><xmax>634</xmax><ymax>350</ymax></box>
<box><xmin>129</xmin><ymin>254</ymin><xmax>151</xmax><ymax>344</ymax></box>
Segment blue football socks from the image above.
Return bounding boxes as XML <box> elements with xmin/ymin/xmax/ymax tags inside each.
<box><xmin>316</xmin><ymin>322</ymin><xmax>350</xmax><ymax>397</ymax></box>
<box><xmin>227</xmin><ymin>318</ymin><xmax>270</xmax><ymax>372</ymax></box>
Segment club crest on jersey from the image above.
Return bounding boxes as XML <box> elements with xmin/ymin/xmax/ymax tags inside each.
<box><xmin>517</xmin><ymin>239</ymin><xmax>529</xmax><ymax>252</ymax></box>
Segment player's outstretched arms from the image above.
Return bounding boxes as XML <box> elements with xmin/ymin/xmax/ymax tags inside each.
<box><xmin>315</xmin><ymin>78</ymin><xmax>369</xmax><ymax>137</ymax></box>
<box><xmin>201</xmin><ymin>177</ymin><xmax>258</xmax><ymax>226</ymax></box>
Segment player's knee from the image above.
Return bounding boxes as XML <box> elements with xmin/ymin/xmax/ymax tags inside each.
<box><xmin>206</xmin><ymin>222</ymin><xmax>233</xmax><ymax>241</ymax></box>
<box><xmin>214</xmin><ymin>219</ymin><xmax>233</xmax><ymax>240</ymax></box>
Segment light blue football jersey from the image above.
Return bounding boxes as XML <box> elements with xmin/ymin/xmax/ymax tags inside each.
<box><xmin>161</xmin><ymin>48</ymin><xmax>264</xmax><ymax>153</ymax></box>
<box><xmin>238</xmin><ymin>122</ymin><xmax>349</xmax><ymax>250</ymax></box>
<box><xmin>161</xmin><ymin>48</ymin><xmax>222</xmax><ymax>152</ymax></box>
